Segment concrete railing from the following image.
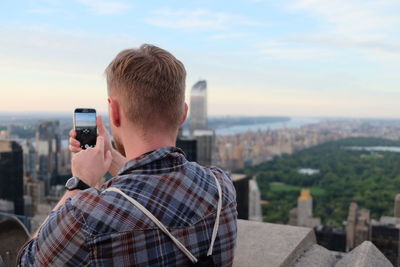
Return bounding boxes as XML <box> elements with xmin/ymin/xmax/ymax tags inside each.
<box><xmin>233</xmin><ymin>219</ymin><xmax>393</xmax><ymax>267</ymax></box>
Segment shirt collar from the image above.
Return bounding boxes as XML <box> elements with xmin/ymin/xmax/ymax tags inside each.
<box><xmin>118</xmin><ymin>146</ymin><xmax>186</xmax><ymax>175</ymax></box>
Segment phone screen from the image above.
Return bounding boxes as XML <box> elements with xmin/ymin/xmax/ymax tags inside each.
<box><xmin>74</xmin><ymin>108</ymin><xmax>97</xmax><ymax>149</ymax></box>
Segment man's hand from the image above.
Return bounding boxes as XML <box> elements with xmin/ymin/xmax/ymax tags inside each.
<box><xmin>69</xmin><ymin>115</ymin><xmax>111</xmax><ymax>153</ymax></box>
<box><xmin>71</xmin><ymin>136</ymin><xmax>112</xmax><ymax>187</ymax></box>
<box><xmin>69</xmin><ymin>115</ymin><xmax>127</xmax><ymax>176</ymax></box>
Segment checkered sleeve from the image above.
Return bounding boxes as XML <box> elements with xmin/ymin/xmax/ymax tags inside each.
<box><xmin>18</xmin><ymin>198</ymin><xmax>90</xmax><ymax>266</ymax></box>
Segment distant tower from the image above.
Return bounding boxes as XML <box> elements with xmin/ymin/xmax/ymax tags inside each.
<box><xmin>394</xmin><ymin>194</ymin><xmax>400</xmax><ymax>218</ymax></box>
<box><xmin>297</xmin><ymin>189</ymin><xmax>313</xmax><ymax>226</ymax></box>
<box><xmin>346</xmin><ymin>202</ymin><xmax>358</xmax><ymax>251</ymax></box>
<box><xmin>355</xmin><ymin>209</ymin><xmax>370</xmax><ymax>247</ymax></box>
<box><xmin>0</xmin><ymin>140</ymin><xmax>24</xmax><ymax>215</ymax></box>
<box><xmin>36</xmin><ymin>121</ymin><xmax>61</xmax><ymax>191</ymax></box>
<box><xmin>187</xmin><ymin>80</ymin><xmax>215</xmax><ymax>166</ymax></box>
<box><xmin>189</xmin><ymin>80</ymin><xmax>208</xmax><ymax>134</ymax></box>
<box><xmin>248</xmin><ymin>178</ymin><xmax>263</xmax><ymax>222</ymax></box>
<box><xmin>295</xmin><ymin>189</ymin><xmax>320</xmax><ymax>228</ymax></box>
<box><xmin>346</xmin><ymin>202</ymin><xmax>369</xmax><ymax>251</ymax></box>
<box><xmin>22</xmin><ymin>139</ymin><xmax>37</xmax><ymax>179</ymax></box>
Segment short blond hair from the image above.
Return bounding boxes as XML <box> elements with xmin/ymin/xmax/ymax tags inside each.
<box><xmin>105</xmin><ymin>44</ymin><xmax>186</xmax><ymax>132</ymax></box>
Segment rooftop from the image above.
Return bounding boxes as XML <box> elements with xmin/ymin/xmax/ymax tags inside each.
<box><xmin>234</xmin><ymin>219</ymin><xmax>393</xmax><ymax>267</ymax></box>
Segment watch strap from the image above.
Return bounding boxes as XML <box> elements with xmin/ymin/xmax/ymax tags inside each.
<box><xmin>77</xmin><ymin>178</ymin><xmax>90</xmax><ymax>190</ymax></box>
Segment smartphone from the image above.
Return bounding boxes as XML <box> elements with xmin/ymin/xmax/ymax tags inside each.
<box><xmin>74</xmin><ymin>108</ymin><xmax>97</xmax><ymax>149</ymax></box>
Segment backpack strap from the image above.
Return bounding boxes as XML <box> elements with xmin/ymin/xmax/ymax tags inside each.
<box><xmin>207</xmin><ymin>172</ymin><xmax>222</xmax><ymax>256</ymax></box>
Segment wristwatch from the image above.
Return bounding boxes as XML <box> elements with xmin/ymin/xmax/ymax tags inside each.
<box><xmin>65</xmin><ymin>176</ymin><xmax>90</xmax><ymax>191</ymax></box>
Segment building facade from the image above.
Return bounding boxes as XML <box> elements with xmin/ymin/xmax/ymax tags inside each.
<box><xmin>0</xmin><ymin>140</ymin><xmax>24</xmax><ymax>215</ymax></box>
<box><xmin>189</xmin><ymin>80</ymin><xmax>208</xmax><ymax>134</ymax></box>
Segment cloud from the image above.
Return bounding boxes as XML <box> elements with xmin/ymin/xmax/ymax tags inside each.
<box><xmin>279</xmin><ymin>0</ymin><xmax>400</xmax><ymax>61</ymax></box>
<box><xmin>288</xmin><ymin>0</ymin><xmax>399</xmax><ymax>36</ymax></box>
<box><xmin>146</xmin><ymin>8</ymin><xmax>264</xmax><ymax>31</ymax></box>
<box><xmin>259</xmin><ymin>40</ymin><xmax>336</xmax><ymax>61</ymax></box>
<box><xmin>76</xmin><ymin>0</ymin><xmax>131</xmax><ymax>15</ymax></box>
<box><xmin>27</xmin><ymin>7</ymin><xmax>60</xmax><ymax>15</ymax></box>
<box><xmin>0</xmin><ymin>25</ymin><xmax>140</xmax><ymax>77</ymax></box>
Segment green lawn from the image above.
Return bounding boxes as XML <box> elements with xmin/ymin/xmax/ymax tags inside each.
<box><xmin>269</xmin><ymin>183</ymin><xmax>325</xmax><ymax>196</ymax></box>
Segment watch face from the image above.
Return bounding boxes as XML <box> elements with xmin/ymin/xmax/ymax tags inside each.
<box><xmin>66</xmin><ymin>177</ymin><xmax>79</xmax><ymax>190</ymax></box>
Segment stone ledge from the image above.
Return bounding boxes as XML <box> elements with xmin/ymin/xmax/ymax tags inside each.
<box><xmin>233</xmin><ymin>220</ymin><xmax>393</xmax><ymax>267</ymax></box>
<box><xmin>294</xmin><ymin>244</ymin><xmax>341</xmax><ymax>267</ymax></box>
<box><xmin>233</xmin><ymin>219</ymin><xmax>316</xmax><ymax>267</ymax></box>
<box><xmin>335</xmin><ymin>241</ymin><xmax>393</xmax><ymax>267</ymax></box>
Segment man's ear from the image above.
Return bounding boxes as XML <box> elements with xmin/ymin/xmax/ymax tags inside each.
<box><xmin>109</xmin><ymin>98</ymin><xmax>121</xmax><ymax>127</ymax></box>
<box><xmin>179</xmin><ymin>103</ymin><xmax>188</xmax><ymax>126</ymax></box>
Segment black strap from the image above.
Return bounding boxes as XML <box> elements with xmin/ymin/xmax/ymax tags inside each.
<box><xmin>190</xmin><ymin>255</ymin><xmax>215</xmax><ymax>267</ymax></box>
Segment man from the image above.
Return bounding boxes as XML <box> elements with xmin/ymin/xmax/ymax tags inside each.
<box><xmin>18</xmin><ymin>44</ymin><xmax>237</xmax><ymax>266</ymax></box>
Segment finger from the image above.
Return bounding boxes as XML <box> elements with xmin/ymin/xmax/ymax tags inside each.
<box><xmin>69</xmin><ymin>129</ymin><xmax>77</xmax><ymax>138</ymax></box>
<box><xmin>97</xmin><ymin>115</ymin><xmax>107</xmax><ymax>136</ymax></box>
<box><xmin>69</xmin><ymin>145</ymin><xmax>82</xmax><ymax>153</ymax></box>
<box><xmin>95</xmin><ymin>136</ymin><xmax>105</xmax><ymax>153</ymax></box>
<box><xmin>69</xmin><ymin>137</ymin><xmax>80</xmax><ymax>147</ymax></box>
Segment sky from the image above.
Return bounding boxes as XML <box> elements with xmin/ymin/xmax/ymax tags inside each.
<box><xmin>0</xmin><ymin>0</ymin><xmax>400</xmax><ymax>118</ymax></box>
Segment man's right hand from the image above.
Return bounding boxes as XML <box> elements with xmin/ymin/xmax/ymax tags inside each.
<box><xmin>69</xmin><ymin>115</ymin><xmax>127</xmax><ymax>176</ymax></box>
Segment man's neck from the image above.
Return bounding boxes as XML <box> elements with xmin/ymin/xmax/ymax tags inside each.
<box><xmin>120</xmin><ymin>126</ymin><xmax>177</xmax><ymax>160</ymax></box>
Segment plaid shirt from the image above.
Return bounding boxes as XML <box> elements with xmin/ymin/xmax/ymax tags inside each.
<box><xmin>18</xmin><ymin>146</ymin><xmax>237</xmax><ymax>266</ymax></box>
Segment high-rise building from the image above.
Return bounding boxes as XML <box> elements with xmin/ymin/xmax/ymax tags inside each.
<box><xmin>346</xmin><ymin>202</ymin><xmax>358</xmax><ymax>250</ymax></box>
<box><xmin>315</xmin><ymin>225</ymin><xmax>346</xmax><ymax>252</ymax></box>
<box><xmin>0</xmin><ymin>140</ymin><xmax>24</xmax><ymax>215</ymax></box>
<box><xmin>24</xmin><ymin>177</ymin><xmax>45</xmax><ymax>214</ymax></box>
<box><xmin>36</xmin><ymin>121</ymin><xmax>61</xmax><ymax>190</ymax></box>
<box><xmin>355</xmin><ymin>209</ymin><xmax>370</xmax><ymax>247</ymax></box>
<box><xmin>297</xmin><ymin>189</ymin><xmax>320</xmax><ymax>228</ymax></box>
<box><xmin>22</xmin><ymin>139</ymin><xmax>36</xmax><ymax>179</ymax></box>
<box><xmin>371</xmin><ymin>216</ymin><xmax>400</xmax><ymax>266</ymax></box>
<box><xmin>231</xmin><ymin>174</ymin><xmax>251</xmax><ymax>220</ymax></box>
<box><xmin>192</xmin><ymin>129</ymin><xmax>215</xmax><ymax>166</ymax></box>
<box><xmin>188</xmin><ymin>80</ymin><xmax>216</xmax><ymax>166</ymax></box>
<box><xmin>248</xmin><ymin>178</ymin><xmax>262</xmax><ymax>222</ymax></box>
<box><xmin>394</xmin><ymin>194</ymin><xmax>400</xmax><ymax>218</ymax></box>
<box><xmin>345</xmin><ymin>202</ymin><xmax>370</xmax><ymax>251</ymax></box>
<box><xmin>370</xmin><ymin>195</ymin><xmax>400</xmax><ymax>266</ymax></box>
<box><xmin>176</xmin><ymin>128</ymin><xmax>197</xmax><ymax>162</ymax></box>
<box><xmin>189</xmin><ymin>80</ymin><xmax>208</xmax><ymax>134</ymax></box>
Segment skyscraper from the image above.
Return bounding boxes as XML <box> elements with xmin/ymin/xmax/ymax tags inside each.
<box><xmin>345</xmin><ymin>202</ymin><xmax>370</xmax><ymax>251</ymax></box>
<box><xmin>36</xmin><ymin>121</ymin><xmax>61</xmax><ymax>190</ymax></box>
<box><xmin>296</xmin><ymin>189</ymin><xmax>320</xmax><ymax>228</ymax></box>
<box><xmin>0</xmin><ymin>140</ymin><xmax>24</xmax><ymax>215</ymax></box>
<box><xmin>371</xmin><ymin>216</ymin><xmax>400</xmax><ymax>266</ymax></box>
<box><xmin>192</xmin><ymin>129</ymin><xmax>215</xmax><ymax>166</ymax></box>
<box><xmin>22</xmin><ymin>139</ymin><xmax>36</xmax><ymax>179</ymax></box>
<box><xmin>231</xmin><ymin>174</ymin><xmax>251</xmax><ymax>220</ymax></box>
<box><xmin>188</xmin><ymin>80</ymin><xmax>216</xmax><ymax>166</ymax></box>
<box><xmin>346</xmin><ymin>202</ymin><xmax>358</xmax><ymax>250</ymax></box>
<box><xmin>394</xmin><ymin>194</ymin><xmax>400</xmax><ymax>218</ymax></box>
<box><xmin>176</xmin><ymin>128</ymin><xmax>197</xmax><ymax>162</ymax></box>
<box><xmin>189</xmin><ymin>80</ymin><xmax>208</xmax><ymax>134</ymax></box>
<box><xmin>248</xmin><ymin>178</ymin><xmax>262</xmax><ymax>222</ymax></box>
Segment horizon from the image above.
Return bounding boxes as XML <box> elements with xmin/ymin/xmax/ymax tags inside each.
<box><xmin>1</xmin><ymin>111</ymin><xmax>400</xmax><ymax>121</ymax></box>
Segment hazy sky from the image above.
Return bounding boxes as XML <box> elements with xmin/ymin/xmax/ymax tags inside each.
<box><xmin>1</xmin><ymin>0</ymin><xmax>400</xmax><ymax>118</ymax></box>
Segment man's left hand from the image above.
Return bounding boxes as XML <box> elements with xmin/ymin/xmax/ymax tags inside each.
<box><xmin>71</xmin><ymin>136</ymin><xmax>112</xmax><ymax>187</ymax></box>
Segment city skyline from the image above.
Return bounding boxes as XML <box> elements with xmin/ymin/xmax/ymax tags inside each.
<box><xmin>1</xmin><ymin>0</ymin><xmax>400</xmax><ymax>118</ymax></box>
